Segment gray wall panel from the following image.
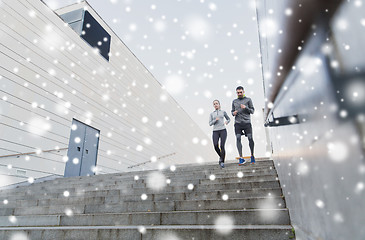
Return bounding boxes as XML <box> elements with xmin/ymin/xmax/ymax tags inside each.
<box><xmin>257</xmin><ymin>0</ymin><xmax>365</xmax><ymax>239</ymax></box>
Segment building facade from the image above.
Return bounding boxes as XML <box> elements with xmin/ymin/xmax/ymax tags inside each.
<box><xmin>0</xmin><ymin>0</ymin><xmax>215</xmax><ymax>186</ymax></box>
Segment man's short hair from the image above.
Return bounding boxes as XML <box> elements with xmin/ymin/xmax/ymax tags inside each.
<box><xmin>236</xmin><ymin>86</ymin><xmax>244</xmax><ymax>91</ymax></box>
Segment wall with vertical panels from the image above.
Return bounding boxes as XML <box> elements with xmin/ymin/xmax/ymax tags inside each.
<box><xmin>0</xmin><ymin>0</ymin><xmax>215</xmax><ymax>186</ymax></box>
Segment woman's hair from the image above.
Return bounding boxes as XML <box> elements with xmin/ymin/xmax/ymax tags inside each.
<box><xmin>213</xmin><ymin>99</ymin><xmax>221</xmax><ymax>109</ymax></box>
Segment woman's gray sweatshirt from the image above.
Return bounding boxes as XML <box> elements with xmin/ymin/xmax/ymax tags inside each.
<box><xmin>209</xmin><ymin>110</ymin><xmax>231</xmax><ymax>131</ymax></box>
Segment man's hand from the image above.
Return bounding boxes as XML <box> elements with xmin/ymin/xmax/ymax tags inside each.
<box><xmin>233</xmin><ymin>111</ymin><xmax>238</xmax><ymax>116</ymax></box>
<box><xmin>216</xmin><ymin>117</ymin><xmax>219</xmax><ymax>121</ymax></box>
<box><xmin>240</xmin><ymin>104</ymin><xmax>246</xmax><ymax>109</ymax></box>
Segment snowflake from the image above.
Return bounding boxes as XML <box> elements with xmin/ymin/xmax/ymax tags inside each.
<box><xmin>214</xmin><ymin>215</ymin><xmax>234</xmax><ymax>235</ymax></box>
<box><xmin>315</xmin><ymin>200</ymin><xmax>325</xmax><ymax>209</ymax></box>
<box><xmin>146</xmin><ymin>172</ymin><xmax>167</xmax><ymax>191</ymax></box>
<box><xmin>10</xmin><ymin>232</ymin><xmax>29</xmax><ymax>240</ymax></box>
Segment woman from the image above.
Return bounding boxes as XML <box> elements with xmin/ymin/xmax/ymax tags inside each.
<box><xmin>209</xmin><ymin>100</ymin><xmax>230</xmax><ymax>168</ymax></box>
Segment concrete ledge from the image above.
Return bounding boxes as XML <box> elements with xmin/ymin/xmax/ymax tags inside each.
<box><xmin>0</xmin><ymin>225</ymin><xmax>294</xmax><ymax>240</ymax></box>
<box><xmin>0</xmin><ymin>215</ymin><xmax>60</xmax><ymax>227</ymax></box>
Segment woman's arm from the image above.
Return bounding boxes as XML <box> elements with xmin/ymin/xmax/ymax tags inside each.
<box><xmin>209</xmin><ymin>112</ymin><xmax>216</xmax><ymax>126</ymax></box>
<box><xmin>224</xmin><ymin>111</ymin><xmax>230</xmax><ymax>124</ymax></box>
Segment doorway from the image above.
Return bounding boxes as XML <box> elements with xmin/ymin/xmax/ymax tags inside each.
<box><xmin>64</xmin><ymin>119</ymin><xmax>100</xmax><ymax>177</ymax></box>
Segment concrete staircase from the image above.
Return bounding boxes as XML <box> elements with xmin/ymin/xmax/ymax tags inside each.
<box><xmin>0</xmin><ymin>158</ymin><xmax>295</xmax><ymax>239</ymax></box>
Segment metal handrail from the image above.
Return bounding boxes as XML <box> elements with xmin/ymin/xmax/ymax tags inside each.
<box><xmin>157</xmin><ymin>152</ymin><xmax>176</xmax><ymax>160</ymax></box>
<box><xmin>127</xmin><ymin>152</ymin><xmax>177</xmax><ymax>169</ymax></box>
<box><xmin>0</xmin><ymin>147</ymin><xmax>68</xmax><ymax>159</ymax></box>
<box><xmin>0</xmin><ymin>163</ymin><xmax>64</xmax><ymax>176</ymax></box>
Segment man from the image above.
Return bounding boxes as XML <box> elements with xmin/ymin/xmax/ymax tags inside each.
<box><xmin>231</xmin><ymin>86</ymin><xmax>255</xmax><ymax>165</ymax></box>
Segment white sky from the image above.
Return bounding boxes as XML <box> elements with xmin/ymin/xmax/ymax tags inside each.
<box><xmin>44</xmin><ymin>0</ymin><xmax>268</xmax><ymax>159</ymax></box>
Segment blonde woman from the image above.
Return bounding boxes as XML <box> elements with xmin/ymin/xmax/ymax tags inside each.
<box><xmin>209</xmin><ymin>100</ymin><xmax>230</xmax><ymax>168</ymax></box>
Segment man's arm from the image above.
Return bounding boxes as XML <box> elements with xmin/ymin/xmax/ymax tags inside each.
<box><xmin>247</xmin><ymin>99</ymin><xmax>255</xmax><ymax>114</ymax></box>
<box><xmin>231</xmin><ymin>100</ymin><xmax>237</xmax><ymax>116</ymax></box>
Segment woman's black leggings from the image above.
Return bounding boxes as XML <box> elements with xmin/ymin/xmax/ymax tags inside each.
<box><xmin>212</xmin><ymin>129</ymin><xmax>227</xmax><ymax>162</ymax></box>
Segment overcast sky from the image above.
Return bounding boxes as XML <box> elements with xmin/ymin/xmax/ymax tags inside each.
<box><xmin>44</xmin><ymin>0</ymin><xmax>268</xmax><ymax>159</ymax></box>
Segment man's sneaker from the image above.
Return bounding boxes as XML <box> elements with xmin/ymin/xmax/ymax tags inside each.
<box><xmin>238</xmin><ymin>158</ymin><xmax>246</xmax><ymax>166</ymax></box>
<box><xmin>219</xmin><ymin>162</ymin><xmax>225</xmax><ymax>168</ymax></box>
<box><xmin>250</xmin><ymin>156</ymin><xmax>256</xmax><ymax>164</ymax></box>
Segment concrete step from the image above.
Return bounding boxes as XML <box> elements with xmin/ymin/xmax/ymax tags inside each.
<box><xmin>68</xmin><ymin>186</ymin><xmax>282</xmax><ymax>201</ymax></box>
<box><xmin>88</xmin><ymin>180</ymin><xmax>281</xmax><ymax>194</ymax></box>
<box><xmin>0</xmin><ymin>180</ymin><xmax>282</xmax><ymax>202</ymax></box>
<box><xmin>0</xmin><ymin>209</ymin><xmax>290</xmax><ymax>227</ymax></box>
<box><xmin>1</xmin><ymin>173</ymin><xmax>278</xmax><ymax>197</ymax></box>
<box><xmin>159</xmin><ymin>159</ymin><xmax>274</xmax><ymax>172</ymax></box>
<box><xmin>48</xmin><ymin>169</ymin><xmax>277</xmax><ymax>186</ymax></box>
<box><xmin>84</xmin><ymin>197</ymin><xmax>286</xmax><ymax>214</ymax></box>
<box><xmin>0</xmin><ymin>157</ymin><xmax>295</xmax><ymax>239</ymax></box>
<box><xmin>3</xmin><ymin>187</ymin><xmax>283</xmax><ymax>208</ymax></box>
<box><xmin>0</xmin><ymin>225</ymin><xmax>294</xmax><ymax>240</ymax></box>
<box><xmin>0</xmin><ymin>161</ymin><xmax>274</xmax><ymax>192</ymax></box>
<box><xmin>8</xmin><ymin>166</ymin><xmax>275</xmax><ymax>190</ymax></box>
<box><xmin>5</xmin><ymin>196</ymin><xmax>285</xmax><ymax>216</ymax></box>
<box><xmin>108</xmin><ymin>160</ymin><xmax>274</xmax><ymax>177</ymax></box>
<box><xmin>0</xmin><ymin>170</ymin><xmax>277</xmax><ymax>199</ymax></box>
<box><xmin>104</xmin><ymin>187</ymin><xmax>283</xmax><ymax>203</ymax></box>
